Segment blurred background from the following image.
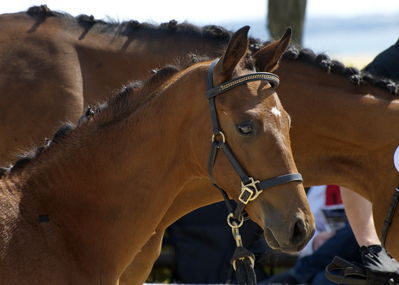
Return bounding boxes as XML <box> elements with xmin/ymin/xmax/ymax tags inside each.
<box><xmin>2</xmin><ymin>0</ymin><xmax>398</xmax><ymax>68</ymax></box>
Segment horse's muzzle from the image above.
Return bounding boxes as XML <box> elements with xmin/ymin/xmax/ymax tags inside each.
<box><xmin>264</xmin><ymin>218</ymin><xmax>315</xmax><ymax>253</ymax></box>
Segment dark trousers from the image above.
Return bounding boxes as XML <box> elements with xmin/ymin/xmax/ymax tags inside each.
<box><xmin>291</xmin><ymin>223</ymin><xmax>361</xmax><ymax>284</ymax></box>
<box><xmin>168</xmin><ymin>201</ymin><xmax>269</xmax><ymax>283</ymax></box>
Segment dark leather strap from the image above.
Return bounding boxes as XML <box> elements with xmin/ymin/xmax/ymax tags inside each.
<box><xmin>258</xmin><ymin>173</ymin><xmax>303</xmax><ymax>190</ymax></box>
<box><xmin>205</xmin><ymin>58</ymin><xmax>305</xmax><ymax>282</ymax></box>
<box><xmin>325</xmin><ymin>255</ymin><xmax>399</xmax><ymax>285</ymax></box>
<box><xmin>381</xmin><ymin>187</ymin><xmax>399</xmax><ymax>247</ymax></box>
<box><xmin>233</xmin><ymin>173</ymin><xmax>303</xmax><ymax>219</ymax></box>
<box><xmin>207</xmin><ymin>60</ymin><xmax>221</xmax><ymax>134</ymax></box>
<box><xmin>206</xmin><ymin>61</ymin><xmax>279</xmax><ymax>99</ymax></box>
<box><xmin>325</xmin><ymin>256</ymin><xmax>367</xmax><ymax>285</ymax></box>
<box><xmin>220</xmin><ymin>143</ymin><xmax>251</xmax><ymax>183</ymax></box>
<box><xmin>206</xmin><ymin>59</ymin><xmax>303</xmax><ymax>220</ymax></box>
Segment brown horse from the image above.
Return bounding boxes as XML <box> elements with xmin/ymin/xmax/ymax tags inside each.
<box><xmin>0</xmin><ymin>6</ymin><xmax>230</xmax><ymax>165</ymax></box>
<box><xmin>121</xmin><ymin>48</ymin><xmax>399</xmax><ymax>284</ymax></box>
<box><xmin>2</xmin><ymin>6</ymin><xmax>399</xmax><ymax>283</ymax></box>
<box><xmin>0</xmin><ymin>26</ymin><xmax>314</xmax><ymax>284</ymax></box>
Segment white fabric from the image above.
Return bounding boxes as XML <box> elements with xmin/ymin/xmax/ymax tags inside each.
<box><xmin>300</xmin><ymin>185</ymin><xmax>344</xmax><ymax>257</ymax></box>
<box><xmin>394</xmin><ymin>146</ymin><xmax>399</xmax><ymax>172</ymax></box>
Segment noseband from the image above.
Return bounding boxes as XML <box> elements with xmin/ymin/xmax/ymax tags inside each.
<box><xmin>206</xmin><ymin>59</ymin><xmax>304</xmax><ymax>224</ymax></box>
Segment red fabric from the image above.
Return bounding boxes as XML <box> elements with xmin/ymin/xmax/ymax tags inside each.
<box><xmin>325</xmin><ymin>185</ymin><xmax>342</xmax><ymax>206</ymax></box>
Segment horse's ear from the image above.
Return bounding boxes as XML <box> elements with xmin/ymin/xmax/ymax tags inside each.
<box><xmin>253</xmin><ymin>27</ymin><xmax>292</xmax><ymax>72</ymax></box>
<box><xmin>213</xmin><ymin>26</ymin><xmax>250</xmax><ymax>85</ymax></box>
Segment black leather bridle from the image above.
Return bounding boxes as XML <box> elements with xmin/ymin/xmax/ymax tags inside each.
<box><xmin>205</xmin><ymin>59</ymin><xmax>304</xmax><ymax>225</ymax></box>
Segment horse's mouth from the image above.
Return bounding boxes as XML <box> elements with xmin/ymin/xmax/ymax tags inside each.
<box><xmin>264</xmin><ymin>228</ymin><xmax>280</xmax><ymax>249</ymax></box>
<box><xmin>264</xmin><ymin>227</ymin><xmax>309</xmax><ymax>253</ymax></box>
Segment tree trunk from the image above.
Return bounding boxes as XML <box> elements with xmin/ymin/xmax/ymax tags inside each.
<box><xmin>267</xmin><ymin>0</ymin><xmax>307</xmax><ymax>47</ymax></box>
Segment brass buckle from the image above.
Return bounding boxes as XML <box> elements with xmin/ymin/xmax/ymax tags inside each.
<box><xmin>211</xmin><ymin>131</ymin><xmax>225</xmax><ymax>143</ymax></box>
<box><xmin>227</xmin><ymin>213</ymin><xmax>244</xmax><ymax>229</ymax></box>
<box><xmin>239</xmin><ymin>177</ymin><xmax>261</xmax><ymax>204</ymax></box>
<box><xmin>231</xmin><ymin>255</ymin><xmax>255</xmax><ymax>271</ymax></box>
<box><xmin>228</xmin><ymin>213</ymin><xmax>255</xmax><ymax>271</ymax></box>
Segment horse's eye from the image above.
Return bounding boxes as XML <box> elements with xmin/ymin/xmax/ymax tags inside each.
<box><xmin>236</xmin><ymin>121</ymin><xmax>256</xmax><ymax>136</ymax></box>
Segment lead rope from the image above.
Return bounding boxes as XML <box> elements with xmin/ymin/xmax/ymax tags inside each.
<box><xmin>230</xmin><ymin>221</ymin><xmax>257</xmax><ymax>285</ymax></box>
<box><xmin>206</xmin><ymin>60</ymin><xmax>258</xmax><ymax>284</ymax></box>
<box><xmin>208</xmin><ymin>128</ymin><xmax>258</xmax><ymax>284</ymax></box>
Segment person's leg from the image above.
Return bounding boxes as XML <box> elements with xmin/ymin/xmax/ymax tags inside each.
<box><xmin>168</xmin><ymin>202</ymin><xmax>234</xmax><ymax>283</ymax></box>
<box><xmin>341</xmin><ymin>188</ymin><xmax>380</xmax><ymax>247</ymax></box>
<box><xmin>264</xmin><ymin>223</ymin><xmax>360</xmax><ymax>284</ymax></box>
<box><xmin>338</xmin><ymin>188</ymin><xmax>399</xmax><ymax>279</ymax></box>
<box><xmin>311</xmin><ymin>271</ymin><xmax>336</xmax><ymax>285</ymax></box>
<box><xmin>290</xmin><ymin>223</ymin><xmax>360</xmax><ymax>283</ymax></box>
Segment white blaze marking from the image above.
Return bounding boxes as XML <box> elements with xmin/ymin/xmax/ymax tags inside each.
<box><xmin>271</xmin><ymin>106</ymin><xmax>281</xmax><ymax>117</ymax></box>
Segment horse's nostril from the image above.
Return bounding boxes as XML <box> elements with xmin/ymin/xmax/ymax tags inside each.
<box><xmin>290</xmin><ymin>219</ymin><xmax>306</xmax><ymax>245</ymax></box>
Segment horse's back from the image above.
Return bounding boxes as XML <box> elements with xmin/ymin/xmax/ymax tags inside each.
<box><xmin>0</xmin><ymin>8</ymin><xmax>231</xmax><ymax>166</ymax></box>
<box><xmin>0</xmin><ymin>11</ymin><xmax>84</xmax><ymax>166</ymax></box>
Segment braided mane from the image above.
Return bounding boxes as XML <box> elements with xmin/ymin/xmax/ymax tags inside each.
<box><xmin>5</xmin><ymin>5</ymin><xmax>395</xmax><ymax>177</ymax></box>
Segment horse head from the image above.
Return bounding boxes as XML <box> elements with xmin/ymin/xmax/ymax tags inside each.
<box><xmin>205</xmin><ymin>26</ymin><xmax>315</xmax><ymax>252</ymax></box>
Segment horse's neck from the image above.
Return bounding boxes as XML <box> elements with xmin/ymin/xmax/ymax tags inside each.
<box><xmin>278</xmin><ymin>61</ymin><xmax>399</xmax><ymax>198</ymax></box>
<box><xmin>14</xmin><ymin>67</ymin><xmax>210</xmax><ymax>275</ymax></box>
<box><xmin>72</xmin><ymin>25</ymin><xmax>224</xmax><ymax>104</ymax></box>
